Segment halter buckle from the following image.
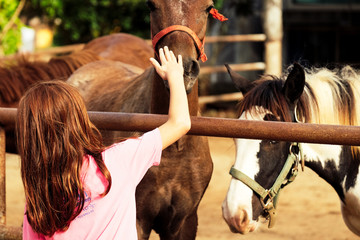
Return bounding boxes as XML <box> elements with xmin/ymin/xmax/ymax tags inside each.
<box><xmin>260</xmin><ymin>194</ymin><xmax>277</xmax><ymax>228</ymax></box>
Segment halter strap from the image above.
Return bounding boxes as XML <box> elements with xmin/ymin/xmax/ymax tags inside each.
<box><xmin>152</xmin><ymin>25</ymin><xmax>207</xmax><ymax>62</ymax></box>
<box><xmin>151</xmin><ymin>8</ymin><xmax>227</xmax><ymax>63</ymax></box>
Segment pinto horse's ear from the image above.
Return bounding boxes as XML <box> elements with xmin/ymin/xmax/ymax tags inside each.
<box><xmin>225</xmin><ymin>63</ymin><xmax>253</xmax><ymax>94</ymax></box>
<box><xmin>282</xmin><ymin>63</ymin><xmax>305</xmax><ymax>104</ymax></box>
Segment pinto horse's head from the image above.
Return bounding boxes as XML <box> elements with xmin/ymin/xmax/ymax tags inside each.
<box><xmin>148</xmin><ymin>0</ymin><xmax>224</xmax><ymax>92</ymax></box>
<box><xmin>222</xmin><ymin>64</ymin><xmax>306</xmax><ymax>234</ymax></box>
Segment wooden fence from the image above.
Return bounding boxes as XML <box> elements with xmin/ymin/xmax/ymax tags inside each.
<box><xmin>199</xmin><ymin>34</ymin><xmax>269</xmax><ymax>105</ymax></box>
<box><xmin>200</xmin><ymin>34</ymin><xmax>267</xmax><ymax>75</ymax></box>
<box><xmin>2</xmin><ymin>107</ymin><xmax>360</xmax><ymax>238</ymax></box>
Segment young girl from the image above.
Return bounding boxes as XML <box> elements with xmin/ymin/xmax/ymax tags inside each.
<box><xmin>16</xmin><ymin>47</ymin><xmax>190</xmax><ymax>239</ymax></box>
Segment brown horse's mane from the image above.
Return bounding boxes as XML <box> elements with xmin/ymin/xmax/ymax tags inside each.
<box><xmin>0</xmin><ymin>49</ymin><xmax>101</xmax><ymax>106</ymax></box>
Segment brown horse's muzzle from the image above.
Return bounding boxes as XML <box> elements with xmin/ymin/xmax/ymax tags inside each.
<box><xmin>151</xmin><ymin>25</ymin><xmax>205</xmax><ymax>93</ymax></box>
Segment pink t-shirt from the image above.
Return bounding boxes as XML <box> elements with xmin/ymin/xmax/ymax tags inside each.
<box><xmin>23</xmin><ymin>128</ymin><xmax>162</xmax><ymax>240</ymax></box>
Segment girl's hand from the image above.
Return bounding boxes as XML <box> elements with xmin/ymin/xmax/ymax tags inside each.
<box><xmin>150</xmin><ymin>46</ymin><xmax>183</xmax><ymax>81</ymax></box>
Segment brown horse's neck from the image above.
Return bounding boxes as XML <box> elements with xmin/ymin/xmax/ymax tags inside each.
<box><xmin>150</xmin><ymin>70</ymin><xmax>199</xmax><ymax>116</ymax></box>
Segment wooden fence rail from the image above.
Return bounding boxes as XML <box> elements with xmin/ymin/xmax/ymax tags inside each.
<box><xmin>205</xmin><ymin>34</ymin><xmax>266</xmax><ymax>43</ymax></box>
<box><xmin>1</xmin><ymin>34</ymin><xmax>266</xmax><ymax>61</ymax></box>
<box><xmin>1</xmin><ymin>108</ymin><xmax>360</xmax><ymax>146</ymax></box>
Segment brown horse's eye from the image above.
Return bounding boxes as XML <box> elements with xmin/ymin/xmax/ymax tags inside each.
<box><xmin>206</xmin><ymin>5</ymin><xmax>214</xmax><ymax>13</ymax></box>
<box><xmin>146</xmin><ymin>0</ymin><xmax>156</xmax><ymax>11</ymax></box>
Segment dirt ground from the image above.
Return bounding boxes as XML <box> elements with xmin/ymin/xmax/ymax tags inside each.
<box><xmin>5</xmin><ymin>137</ymin><xmax>359</xmax><ymax>239</ymax></box>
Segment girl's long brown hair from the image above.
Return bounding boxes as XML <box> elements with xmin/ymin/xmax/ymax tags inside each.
<box><xmin>16</xmin><ymin>80</ymin><xmax>112</xmax><ymax>236</ymax></box>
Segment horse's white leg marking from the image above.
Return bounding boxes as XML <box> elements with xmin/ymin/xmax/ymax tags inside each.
<box><xmin>342</xmin><ymin>192</ymin><xmax>360</xmax><ymax>236</ymax></box>
<box><xmin>342</xmin><ymin>166</ymin><xmax>360</xmax><ymax>236</ymax></box>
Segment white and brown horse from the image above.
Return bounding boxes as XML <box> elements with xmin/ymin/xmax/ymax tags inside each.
<box><xmin>222</xmin><ymin>63</ymin><xmax>360</xmax><ymax>236</ymax></box>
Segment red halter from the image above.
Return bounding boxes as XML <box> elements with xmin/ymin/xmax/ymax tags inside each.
<box><xmin>151</xmin><ymin>8</ymin><xmax>228</xmax><ymax>63</ymax></box>
<box><xmin>152</xmin><ymin>25</ymin><xmax>208</xmax><ymax>62</ymax></box>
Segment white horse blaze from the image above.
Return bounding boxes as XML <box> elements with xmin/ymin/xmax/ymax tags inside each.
<box><xmin>222</xmin><ymin>110</ymin><xmax>266</xmax><ymax>233</ymax></box>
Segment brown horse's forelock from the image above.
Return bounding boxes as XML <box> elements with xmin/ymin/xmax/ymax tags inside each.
<box><xmin>0</xmin><ymin>50</ymin><xmax>101</xmax><ymax>106</ymax></box>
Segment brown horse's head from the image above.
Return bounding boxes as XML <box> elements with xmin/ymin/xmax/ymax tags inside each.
<box><xmin>148</xmin><ymin>0</ymin><xmax>214</xmax><ymax>92</ymax></box>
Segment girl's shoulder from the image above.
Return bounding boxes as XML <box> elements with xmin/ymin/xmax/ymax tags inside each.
<box><xmin>104</xmin><ymin>128</ymin><xmax>161</xmax><ymax>153</ymax></box>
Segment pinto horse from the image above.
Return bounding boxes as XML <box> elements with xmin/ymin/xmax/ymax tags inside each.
<box><xmin>67</xmin><ymin>1</ymin><xmax>227</xmax><ymax>239</ymax></box>
<box><xmin>222</xmin><ymin>63</ymin><xmax>360</xmax><ymax>236</ymax></box>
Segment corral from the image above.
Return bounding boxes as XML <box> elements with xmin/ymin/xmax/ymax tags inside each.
<box><xmin>1</xmin><ymin>110</ymin><xmax>360</xmax><ymax>239</ymax></box>
<box><xmin>2</xmin><ymin>0</ymin><xmax>360</xmax><ymax>239</ymax></box>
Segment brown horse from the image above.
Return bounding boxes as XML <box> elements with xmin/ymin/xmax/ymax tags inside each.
<box><xmin>0</xmin><ymin>50</ymin><xmax>100</xmax><ymax>108</ymax></box>
<box><xmin>1</xmin><ymin>33</ymin><xmax>152</xmax><ymax>153</ymax></box>
<box><xmin>67</xmin><ymin>0</ymin><xmax>222</xmax><ymax>239</ymax></box>
<box><xmin>0</xmin><ymin>33</ymin><xmax>152</xmax><ymax>108</ymax></box>
<box><xmin>83</xmin><ymin>33</ymin><xmax>153</xmax><ymax>70</ymax></box>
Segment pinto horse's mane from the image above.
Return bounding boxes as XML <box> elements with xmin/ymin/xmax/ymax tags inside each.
<box><xmin>238</xmin><ymin>64</ymin><xmax>360</xmax><ymax>156</ymax></box>
<box><xmin>0</xmin><ymin>49</ymin><xmax>101</xmax><ymax>106</ymax></box>
<box><xmin>237</xmin><ymin>77</ymin><xmax>295</xmax><ymax>122</ymax></box>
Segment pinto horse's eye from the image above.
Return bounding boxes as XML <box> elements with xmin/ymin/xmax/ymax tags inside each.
<box><xmin>146</xmin><ymin>0</ymin><xmax>156</xmax><ymax>11</ymax></box>
<box><xmin>270</xmin><ymin>140</ymin><xmax>278</xmax><ymax>145</ymax></box>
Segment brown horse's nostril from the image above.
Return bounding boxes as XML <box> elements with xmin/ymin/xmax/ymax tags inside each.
<box><xmin>182</xmin><ymin>58</ymin><xmax>200</xmax><ymax>92</ymax></box>
<box><xmin>184</xmin><ymin>59</ymin><xmax>200</xmax><ymax>78</ymax></box>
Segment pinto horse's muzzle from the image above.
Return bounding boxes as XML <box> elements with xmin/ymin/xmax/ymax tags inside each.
<box><xmin>229</xmin><ymin>143</ymin><xmax>304</xmax><ymax>228</ymax></box>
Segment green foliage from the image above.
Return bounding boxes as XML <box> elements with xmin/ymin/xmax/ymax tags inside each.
<box><xmin>0</xmin><ymin>0</ymin><xmax>24</xmax><ymax>55</ymax></box>
<box><xmin>215</xmin><ymin>0</ymin><xmax>225</xmax><ymax>9</ymax></box>
<box><xmin>1</xmin><ymin>0</ymin><xmax>226</xmax><ymax>53</ymax></box>
<box><xmin>24</xmin><ymin>0</ymin><xmax>151</xmax><ymax>46</ymax></box>
<box><xmin>24</xmin><ymin>0</ymin><xmax>225</xmax><ymax>46</ymax></box>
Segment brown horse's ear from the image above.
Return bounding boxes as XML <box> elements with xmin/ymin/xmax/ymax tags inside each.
<box><xmin>225</xmin><ymin>63</ymin><xmax>252</xmax><ymax>94</ymax></box>
<box><xmin>282</xmin><ymin>63</ymin><xmax>305</xmax><ymax>104</ymax></box>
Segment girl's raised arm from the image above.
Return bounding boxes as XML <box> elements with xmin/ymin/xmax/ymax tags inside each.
<box><xmin>150</xmin><ymin>47</ymin><xmax>191</xmax><ymax>149</ymax></box>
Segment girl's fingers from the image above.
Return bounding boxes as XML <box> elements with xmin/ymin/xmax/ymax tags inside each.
<box><xmin>169</xmin><ymin>50</ymin><xmax>177</xmax><ymax>61</ymax></box>
<box><xmin>164</xmin><ymin>46</ymin><xmax>172</xmax><ymax>61</ymax></box>
<box><xmin>159</xmin><ymin>48</ymin><xmax>166</xmax><ymax>64</ymax></box>
<box><xmin>149</xmin><ymin>58</ymin><xmax>161</xmax><ymax>69</ymax></box>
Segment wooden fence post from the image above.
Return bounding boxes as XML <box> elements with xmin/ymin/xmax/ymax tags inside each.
<box><xmin>263</xmin><ymin>0</ymin><xmax>283</xmax><ymax>75</ymax></box>
<box><xmin>0</xmin><ymin>127</ymin><xmax>6</xmax><ymax>226</ymax></box>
